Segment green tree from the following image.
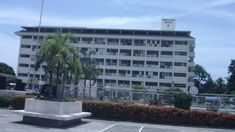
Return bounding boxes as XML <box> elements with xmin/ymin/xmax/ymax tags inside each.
<box><xmin>80</xmin><ymin>50</ymin><xmax>98</xmax><ymax>99</ymax></box>
<box><xmin>173</xmin><ymin>92</ymin><xmax>192</xmax><ymax>110</ymax></box>
<box><xmin>227</xmin><ymin>60</ymin><xmax>235</xmax><ymax>93</ymax></box>
<box><xmin>193</xmin><ymin>64</ymin><xmax>214</xmax><ymax>93</ymax></box>
<box><xmin>0</xmin><ymin>62</ymin><xmax>15</xmax><ymax>76</ymax></box>
<box><xmin>35</xmin><ymin>33</ymin><xmax>82</xmax><ymax>99</ymax></box>
<box><xmin>215</xmin><ymin>77</ymin><xmax>226</xmax><ymax>94</ymax></box>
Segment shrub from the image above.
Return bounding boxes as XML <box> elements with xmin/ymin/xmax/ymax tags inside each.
<box><xmin>10</xmin><ymin>95</ymin><xmax>34</xmax><ymax>109</ymax></box>
<box><xmin>83</xmin><ymin>101</ymin><xmax>235</xmax><ymax>128</ymax></box>
<box><xmin>173</xmin><ymin>92</ymin><xmax>192</xmax><ymax>110</ymax></box>
<box><xmin>0</xmin><ymin>96</ymin><xmax>12</xmax><ymax>107</ymax></box>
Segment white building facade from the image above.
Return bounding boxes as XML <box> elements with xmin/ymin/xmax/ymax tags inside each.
<box><xmin>16</xmin><ymin>26</ymin><xmax>195</xmax><ymax>102</ymax></box>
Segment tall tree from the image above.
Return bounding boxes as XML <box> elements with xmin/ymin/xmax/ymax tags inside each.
<box><xmin>80</xmin><ymin>50</ymin><xmax>97</xmax><ymax>99</ymax></box>
<box><xmin>193</xmin><ymin>64</ymin><xmax>214</xmax><ymax>93</ymax></box>
<box><xmin>215</xmin><ymin>77</ymin><xmax>226</xmax><ymax>94</ymax></box>
<box><xmin>0</xmin><ymin>62</ymin><xmax>15</xmax><ymax>76</ymax></box>
<box><xmin>35</xmin><ymin>33</ymin><xmax>82</xmax><ymax>99</ymax></box>
<box><xmin>227</xmin><ymin>60</ymin><xmax>235</xmax><ymax>93</ymax></box>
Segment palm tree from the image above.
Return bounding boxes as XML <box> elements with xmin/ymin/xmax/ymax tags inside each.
<box><xmin>35</xmin><ymin>32</ymin><xmax>82</xmax><ymax>99</ymax></box>
<box><xmin>80</xmin><ymin>50</ymin><xmax>98</xmax><ymax>99</ymax></box>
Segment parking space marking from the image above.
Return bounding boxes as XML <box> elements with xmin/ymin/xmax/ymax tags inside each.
<box><xmin>139</xmin><ymin>126</ymin><xmax>144</xmax><ymax>132</ymax></box>
<box><xmin>98</xmin><ymin>124</ymin><xmax>116</xmax><ymax>132</ymax></box>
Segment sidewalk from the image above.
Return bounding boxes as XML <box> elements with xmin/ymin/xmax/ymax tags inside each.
<box><xmin>0</xmin><ymin>108</ymin><xmax>234</xmax><ymax>132</ymax></box>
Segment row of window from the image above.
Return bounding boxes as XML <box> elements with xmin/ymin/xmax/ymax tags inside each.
<box><xmin>81</xmin><ymin>48</ymin><xmax>188</xmax><ymax>57</ymax></box>
<box><xmin>98</xmin><ymin>69</ymin><xmax>187</xmax><ymax>78</ymax></box>
<box><xmin>17</xmin><ymin>73</ymin><xmax>46</xmax><ymax>81</ymax></box>
<box><xmin>97</xmin><ymin>79</ymin><xmax>187</xmax><ymax>88</ymax></box>
<box><xmin>95</xmin><ymin>59</ymin><xmax>187</xmax><ymax>67</ymax></box>
<box><xmin>22</xmin><ymin>35</ymin><xmax>189</xmax><ymax>47</ymax></box>
<box><xmin>18</xmin><ymin>63</ymin><xmax>47</xmax><ymax>69</ymax></box>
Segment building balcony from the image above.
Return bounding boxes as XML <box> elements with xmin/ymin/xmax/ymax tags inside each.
<box><xmin>145</xmin><ymin>65</ymin><xmax>158</xmax><ymax>68</ymax></box>
<box><xmin>107</xmin><ymin>52</ymin><xmax>118</xmax><ymax>55</ymax></box>
<box><xmin>145</xmin><ymin>75</ymin><xmax>158</xmax><ymax>79</ymax></box>
<box><xmin>159</xmin><ymin>76</ymin><xmax>173</xmax><ymax>80</ymax></box>
<box><xmin>132</xmin><ymin>75</ymin><xmax>144</xmax><ymax>78</ymax></box>
<box><xmin>132</xmin><ymin>64</ymin><xmax>144</xmax><ymax>67</ymax></box>
<box><xmin>119</xmin><ymin>53</ymin><xmax>131</xmax><ymax>56</ymax></box>
<box><xmin>146</xmin><ymin>54</ymin><xmax>158</xmax><ymax>57</ymax></box>
<box><xmin>118</xmin><ymin>74</ymin><xmax>131</xmax><ymax>77</ymax></box>
<box><xmin>133</xmin><ymin>54</ymin><xmax>145</xmax><ymax>57</ymax></box>
<box><xmin>105</xmin><ymin>73</ymin><xmax>117</xmax><ymax>76</ymax></box>
<box><xmin>160</xmin><ymin>55</ymin><xmax>173</xmax><ymax>58</ymax></box>
<box><xmin>145</xmin><ymin>86</ymin><xmax>158</xmax><ymax>89</ymax></box>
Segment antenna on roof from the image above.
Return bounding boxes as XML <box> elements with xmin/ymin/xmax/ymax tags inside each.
<box><xmin>161</xmin><ymin>19</ymin><xmax>176</xmax><ymax>31</ymax></box>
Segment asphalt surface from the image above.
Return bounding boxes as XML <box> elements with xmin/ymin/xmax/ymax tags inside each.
<box><xmin>0</xmin><ymin>108</ymin><xmax>234</xmax><ymax>132</ymax></box>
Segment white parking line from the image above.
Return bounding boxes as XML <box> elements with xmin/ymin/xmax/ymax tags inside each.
<box><xmin>98</xmin><ymin>124</ymin><xmax>117</xmax><ymax>132</ymax></box>
<box><xmin>139</xmin><ymin>126</ymin><xmax>144</xmax><ymax>132</ymax></box>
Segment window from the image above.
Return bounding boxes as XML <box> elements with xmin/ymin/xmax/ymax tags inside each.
<box><xmin>120</xmin><ymin>39</ymin><xmax>132</xmax><ymax>46</ymax></box>
<box><xmin>174</xmin><ymin>73</ymin><xmax>187</xmax><ymax>77</ymax></box>
<box><xmin>174</xmin><ymin>62</ymin><xmax>187</xmax><ymax>66</ymax></box>
<box><xmin>81</xmin><ymin>37</ymin><xmax>93</xmax><ymax>44</ymax></box>
<box><xmin>41</xmin><ymin>75</ymin><xmax>46</xmax><ymax>81</ymax></box>
<box><xmin>120</xmin><ymin>49</ymin><xmax>131</xmax><ymax>56</ymax></box>
<box><xmin>30</xmin><ymin>64</ymin><xmax>35</xmax><ymax>68</ymax></box>
<box><xmin>132</xmin><ymin>60</ymin><xmax>144</xmax><ymax>67</ymax></box>
<box><xmin>133</xmin><ymin>50</ymin><xmax>145</xmax><ymax>57</ymax></box>
<box><xmin>159</xmin><ymin>72</ymin><xmax>172</xmax><ymax>79</ymax></box>
<box><xmin>175</xmin><ymin>51</ymin><xmax>187</xmax><ymax>56</ymax></box>
<box><xmin>147</xmin><ymin>50</ymin><xmax>159</xmax><ymax>57</ymax></box>
<box><xmin>160</xmin><ymin>62</ymin><xmax>172</xmax><ymax>69</ymax></box>
<box><xmin>95</xmin><ymin>58</ymin><xmax>104</xmax><ymax>65</ymax></box>
<box><xmin>159</xmin><ymin>83</ymin><xmax>172</xmax><ymax>87</ymax></box>
<box><xmin>106</xmin><ymin>59</ymin><xmax>117</xmax><ymax>66</ymax></box>
<box><xmin>69</xmin><ymin>37</ymin><xmax>80</xmax><ymax>43</ymax></box>
<box><xmin>31</xmin><ymin>55</ymin><xmax>36</xmax><ymax>61</ymax></box>
<box><xmin>134</xmin><ymin>39</ymin><xmax>145</xmax><ymax>46</ymax></box>
<box><xmin>33</xmin><ymin>36</ymin><xmax>43</xmax><ymax>41</ymax></box>
<box><xmin>94</xmin><ymin>38</ymin><xmax>106</xmax><ymax>44</ymax></box>
<box><xmin>161</xmin><ymin>40</ymin><xmax>173</xmax><ymax>47</ymax></box>
<box><xmin>22</xmin><ymin>36</ymin><xmax>32</xmax><ymax>39</ymax></box>
<box><xmin>32</xmin><ymin>45</ymin><xmax>38</xmax><ymax>51</ymax></box>
<box><xmin>18</xmin><ymin>73</ymin><xmax>28</xmax><ymax>77</ymax></box>
<box><xmin>42</xmin><ymin>65</ymin><xmax>47</xmax><ymax>69</ymax></box>
<box><xmin>106</xmin><ymin>49</ymin><xmax>118</xmax><ymax>55</ymax></box>
<box><xmin>147</xmin><ymin>40</ymin><xmax>159</xmax><ymax>47</ymax></box>
<box><xmin>174</xmin><ymin>83</ymin><xmax>186</xmax><ymax>88</ymax></box>
<box><xmin>119</xmin><ymin>60</ymin><xmax>131</xmax><ymax>66</ymax></box>
<box><xmin>107</xmin><ymin>38</ymin><xmax>119</xmax><ymax>45</ymax></box>
<box><xmin>21</xmin><ymin>45</ymin><xmax>31</xmax><ymax>48</ymax></box>
<box><xmin>175</xmin><ymin>41</ymin><xmax>188</xmax><ymax>45</ymax></box>
<box><xmin>20</xmin><ymin>54</ymin><xmax>30</xmax><ymax>58</ymax></box>
<box><xmin>145</xmin><ymin>71</ymin><xmax>158</xmax><ymax>78</ymax></box>
<box><xmin>160</xmin><ymin>51</ymin><xmax>173</xmax><ymax>58</ymax></box>
<box><xmin>19</xmin><ymin>63</ymin><xmax>29</xmax><ymax>67</ymax></box>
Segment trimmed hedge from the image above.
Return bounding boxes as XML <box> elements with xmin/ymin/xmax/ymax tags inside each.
<box><xmin>0</xmin><ymin>96</ymin><xmax>12</xmax><ymax>107</ymax></box>
<box><xmin>83</xmin><ymin>101</ymin><xmax>235</xmax><ymax>128</ymax></box>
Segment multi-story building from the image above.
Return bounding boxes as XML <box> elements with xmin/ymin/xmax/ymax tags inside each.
<box><xmin>16</xmin><ymin>21</ymin><xmax>195</xmax><ymax>102</ymax></box>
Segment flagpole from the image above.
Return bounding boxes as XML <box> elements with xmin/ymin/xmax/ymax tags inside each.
<box><xmin>34</xmin><ymin>0</ymin><xmax>44</xmax><ymax>92</ymax></box>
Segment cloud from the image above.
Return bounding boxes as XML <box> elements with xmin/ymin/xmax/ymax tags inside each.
<box><xmin>0</xmin><ymin>8</ymin><xmax>161</xmax><ymax>29</ymax></box>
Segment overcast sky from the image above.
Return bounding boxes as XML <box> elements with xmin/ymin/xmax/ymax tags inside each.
<box><xmin>0</xmin><ymin>0</ymin><xmax>234</xmax><ymax>80</ymax></box>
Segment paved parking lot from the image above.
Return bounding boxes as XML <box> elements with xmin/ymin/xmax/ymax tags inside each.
<box><xmin>0</xmin><ymin>108</ymin><xmax>234</xmax><ymax>132</ymax></box>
